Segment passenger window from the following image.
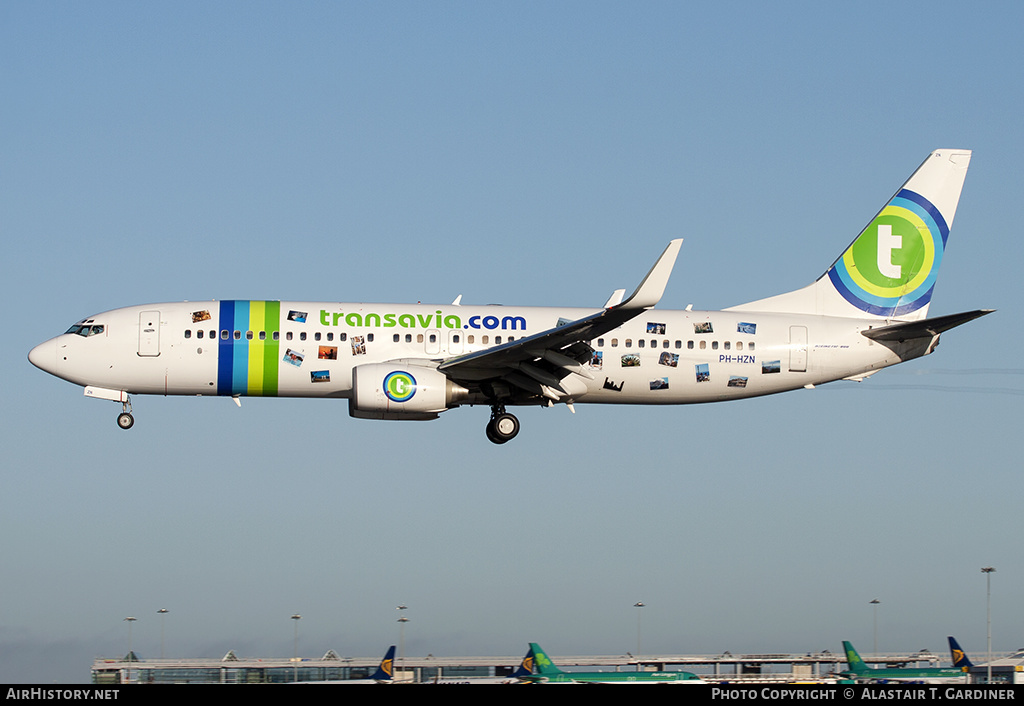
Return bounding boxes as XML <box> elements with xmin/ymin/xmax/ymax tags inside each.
<box><xmin>625</xmin><ymin>339</ymin><xmax>632</xmax><ymax>348</ymax></box>
<box><xmin>417</xmin><ymin>334</ymin><xmax>424</xmax><ymax>343</ymax></box>
<box><xmin>259</xmin><ymin>331</ymin><xmax>266</xmax><ymax>341</ymax></box>
<box><xmin>315</xmin><ymin>332</ymin><xmax>321</xmax><ymax>341</ymax></box>
<box><xmin>197</xmin><ymin>330</ymin><xmax>204</xmax><ymax>339</ymax></box>
<box><xmin>749</xmin><ymin>342</ymin><xmax>755</xmax><ymax>351</ymax></box>
<box><xmin>495</xmin><ymin>336</ymin><xmax>502</xmax><ymax>344</ymax></box>
<box><xmin>699</xmin><ymin>340</ymin><xmax>706</xmax><ymax>350</ymax></box>
<box><xmin>405</xmin><ymin>334</ymin><xmax>412</xmax><ymax>343</ymax></box>
<box><xmin>327</xmin><ymin>332</ymin><xmax>334</xmax><ymax>342</ymax></box>
<box><xmin>638</xmin><ymin>340</ymin><xmax>645</xmax><ymax>348</ymax></box>
<box><xmin>723</xmin><ymin>341</ymin><xmax>730</xmax><ymax>350</ymax></box>
<box><xmin>712</xmin><ymin>341</ymin><xmax>718</xmax><ymax>350</ymax></box>
<box><xmin>221</xmin><ymin>330</ymin><xmax>229</xmax><ymax>340</ymax></box>
<box><xmin>287</xmin><ymin>332</ymin><xmax>294</xmax><ymax>341</ymax></box>
<box><xmin>340</xmin><ymin>333</ymin><xmax>347</xmax><ymax>341</ymax></box>
<box><xmin>300</xmin><ymin>332</ymin><xmax>307</xmax><ymax>341</ymax></box>
<box><xmin>597</xmin><ymin>338</ymin><xmax>604</xmax><ymax>347</ymax></box>
<box><xmin>393</xmin><ymin>334</ymin><xmax>400</xmax><ymax>343</ymax></box>
<box><xmin>687</xmin><ymin>340</ymin><xmax>694</xmax><ymax>349</ymax></box>
<box><xmin>737</xmin><ymin>341</ymin><xmax>743</xmax><ymax>350</ymax></box>
<box><xmin>234</xmin><ymin>330</ymin><xmax>241</xmax><ymax>340</ymax></box>
<box><xmin>611</xmin><ymin>338</ymin><xmax>618</xmax><ymax>347</ymax></box>
<box><xmin>185</xmin><ymin>330</ymin><xmax>191</xmax><ymax>339</ymax></box>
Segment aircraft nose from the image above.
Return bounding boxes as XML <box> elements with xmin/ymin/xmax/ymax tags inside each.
<box><xmin>28</xmin><ymin>339</ymin><xmax>56</xmax><ymax>374</ymax></box>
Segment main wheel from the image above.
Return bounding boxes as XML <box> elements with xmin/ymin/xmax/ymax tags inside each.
<box><xmin>117</xmin><ymin>412</ymin><xmax>135</xmax><ymax>430</ymax></box>
<box><xmin>487</xmin><ymin>412</ymin><xmax>519</xmax><ymax>444</ymax></box>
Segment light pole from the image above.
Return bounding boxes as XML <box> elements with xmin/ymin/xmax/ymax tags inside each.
<box><xmin>397</xmin><ymin>605</ymin><xmax>409</xmax><ymax>682</ymax></box>
<box><xmin>157</xmin><ymin>609</ymin><xmax>169</xmax><ymax>659</ymax></box>
<box><xmin>982</xmin><ymin>567</ymin><xmax>995</xmax><ymax>683</ymax></box>
<box><xmin>123</xmin><ymin>617</ymin><xmax>137</xmax><ymax>683</ymax></box>
<box><xmin>291</xmin><ymin>614</ymin><xmax>302</xmax><ymax>682</ymax></box>
<box><xmin>870</xmin><ymin>599</ymin><xmax>880</xmax><ymax>657</ymax></box>
<box><xmin>634</xmin><ymin>602</ymin><xmax>645</xmax><ymax>666</ymax></box>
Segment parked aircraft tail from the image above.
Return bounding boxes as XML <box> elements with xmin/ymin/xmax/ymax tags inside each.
<box><xmin>370</xmin><ymin>645</ymin><xmax>396</xmax><ymax>682</ymax></box>
<box><xmin>729</xmin><ymin>149</ymin><xmax>972</xmax><ymax>321</ymax></box>
<box><xmin>511</xmin><ymin>646</ymin><xmax>536</xmax><ymax>679</ymax></box>
<box><xmin>948</xmin><ymin>636</ymin><xmax>973</xmax><ymax>670</ymax></box>
<box><xmin>842</xmin><ymin>640</ymin><xmax>870</xmax><ymax>675</ymax></box>
<box><xmin>529</xmin><ymin>643</ymin><xmax>566</xmax><ymax>677</ymax></box>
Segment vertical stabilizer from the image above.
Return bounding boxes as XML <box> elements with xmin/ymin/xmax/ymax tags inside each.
<box><xmin>370</xmin><ymin>645</ymin><xmax>396</xmax><ymax>682</ymax></box>
<box><xmin>728</xmin><ymin>150</ymin><xmax>971</xmax><ymax>321</ymax></box>
<box><xmin>843</xmin><ymin>641</ymin><xmax>870</xmax><ymax>674</ymax></box>
<box><xmin>529</xmin><ymin>643</ymin><xmax>566</xmax><ymax>676</ymax></box>
<box><xmin>949</xmin><ymin>636</ymin><xmax>973</xmax><ymax>670</ymax></box>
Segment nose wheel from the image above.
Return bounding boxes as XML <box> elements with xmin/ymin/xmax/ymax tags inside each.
<box><xmin>116</xmin><ymin>397</ymin><xmax>134</xmax><ymax>430</ymax></box>
<box><xmin>485</xmin><ymin>406</ymin><xmax>519</xmax><ymax>444</ymax></box>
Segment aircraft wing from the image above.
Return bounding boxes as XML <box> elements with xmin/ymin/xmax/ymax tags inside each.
<box><xmin>437</xmin><ymin>240</ymin><xmax>682</xmax><ymax>399</ymax></box>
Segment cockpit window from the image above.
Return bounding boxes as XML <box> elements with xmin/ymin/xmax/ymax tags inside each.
<box><xmin>65</xmin><ymin>324</ymin><xmax>105</xmax><ymax>337</ymax></box>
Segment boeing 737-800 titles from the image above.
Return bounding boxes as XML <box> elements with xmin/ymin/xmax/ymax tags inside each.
<box><xmin>29</xmin><ymin>150</ymin><xmax>991</xmax><ymax>443</ymax></box>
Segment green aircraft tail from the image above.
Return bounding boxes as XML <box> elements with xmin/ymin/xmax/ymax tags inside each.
<box><xmin>843</xmin><ymin>641</ymin><xmax>870</xmax><ymax>674</ymax></box>
<box><xmin>528</xmin><ymin>643</ymin><xmax>566</xmax><ymax>676</ymax></box>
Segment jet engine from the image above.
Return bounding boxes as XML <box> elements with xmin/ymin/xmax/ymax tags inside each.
<box><xmin>350</xmin><ymin>363</ymin><xmax>469</xmax><ymax>420</ymax></box>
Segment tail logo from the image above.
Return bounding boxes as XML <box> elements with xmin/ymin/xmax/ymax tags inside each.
<box><xmin>383</xmin><ymin>371</ymin><xmax>417</xmax><ymax>403</ymax></box>
<box><xmin>828</xmin><ymin>189</ymin><xmax>949</xmax><ymax>316</ymax></box>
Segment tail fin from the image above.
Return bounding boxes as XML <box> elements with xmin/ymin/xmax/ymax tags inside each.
<box><xmin>510</xmin><ymin>646</ymin><xmax>536</xmax><ymax>679</ymax></box>
<box><xmin>949</xmin><ymin>636</ymin><xmax>973</xmax><ymax>670</ymax></box>
<box><xmin>528</xmin><ymin>643</ymin><xmax>566</xmax><ymax>676</ymax></box>
<box><xmin>370</xmin><ymin>645</ymin><xmax>396</xmax><ymax>682</ymax></box>
<box><xmin>729</xmin><ymin>149</ymin><xmax>971</xmax><ymax>321</ymax></box>
<box><xmin>843</xmin><ymin>641</ymin><xmax>870</xmax><ymax>674</ymax></box>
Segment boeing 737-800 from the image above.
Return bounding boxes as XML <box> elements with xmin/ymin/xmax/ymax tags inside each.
<box><xmin>28</xmin><ymin>149</ymin><xmax>991</xmax><ymax>443</ymax></box>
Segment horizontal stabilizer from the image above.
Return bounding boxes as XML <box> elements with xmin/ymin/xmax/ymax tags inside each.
<box><xmin>861</xmin><ymin>309</ymin><xmax>993</xmax><ymax>341</ymax></box>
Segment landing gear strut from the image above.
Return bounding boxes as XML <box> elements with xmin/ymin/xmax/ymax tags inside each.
<box><xmin>485</xmin><ymin>405</ymin><xmax>519</xmax><ymax>444</ymax></box>
<box><xmin>117</xmin><ymin>397</ymin><xmax>134</xmax><ymax>430</ymax></box>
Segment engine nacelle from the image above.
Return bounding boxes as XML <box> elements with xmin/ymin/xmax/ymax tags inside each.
<box><xmin>349</xmin><ymin>363</ymin><xmax>469</xmax><ymax>420</ymax></box>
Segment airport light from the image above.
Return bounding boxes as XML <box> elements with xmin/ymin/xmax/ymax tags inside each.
<box><xmin>870</xmin><ymin>599</ymin><xmax>880</xmax><ymax>657</ymax></box>
<box><xmin>123</xmin><ymin>617</ymin><xmax>137</xmax><ymax>683</ymax></box>
<box><xmin>982</xmin><ymin>568</ymin><xmax>995</xmax><ymax>683</ymax></box>
<box><xmin>634</xmin><ymin>602</ymin><xmax>645</xmax><ymax>666</ymax></box>
<box><xmin>397</xmin><ymin>605</ymin><xmax>409</xmax><ymax>681</ymax></box>
<box><xmin>291</xmin><ymin>614</ymin><xmax>302</xmax><ymax>682</ymax></box>
<box><xmin>157</xmin><ymin>609</ymin><xmax>169</xmax><ymax>659</ymax></box>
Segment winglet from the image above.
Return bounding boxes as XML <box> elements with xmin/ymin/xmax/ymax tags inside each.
<box><xmin>613</xmin><ymin>239</ymin><xmax>682</xmax><ymax>311</ymax></box>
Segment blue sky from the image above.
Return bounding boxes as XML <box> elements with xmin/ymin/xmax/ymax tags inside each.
<box><xmin>2</xmin><ymin>2</ymin><xmax>1022</xmax><ymax>682</ymax></box>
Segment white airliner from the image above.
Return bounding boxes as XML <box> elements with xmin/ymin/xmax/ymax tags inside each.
<box><xmin>29</xmin><ymin>149</ymin><xmax>991</xmax><ymax>443</ymax></box>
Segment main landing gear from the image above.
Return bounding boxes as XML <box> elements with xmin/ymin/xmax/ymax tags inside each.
<box><xmin>485</xmin><ymin>405</ymin><xmax>520</xmax><ymax>445</ymax></box>
<box><xmin>116</xmin><ymin>397</ymin><xmax>134</xmax><ymax>430</ymax></box>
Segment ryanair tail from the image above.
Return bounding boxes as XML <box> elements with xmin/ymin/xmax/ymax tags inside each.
<box><xmin>370</xmin><ymin>645</ymin><xmax>396</xmax><ymax>682</ymax></box>
<box><xmin>949</xmin><ymin>636</ymin><xmax>974</xmax><ymax>670</ymax></box>
<box><xmin>729</xmin><ymin>149</ymin><xmax>972</xmax><ymax>321</ymax></box>
<box><xmin>510</xmin><ymin>646</ymin><xmax>536</xmax><ymax>679</ymax></box>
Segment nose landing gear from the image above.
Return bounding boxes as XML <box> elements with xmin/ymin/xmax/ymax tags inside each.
<box><xmin>485</xmin><ymin>405</ymin><xmax>519</xmax><ymax>444</ymax></box>
<box><xmin>116</xmin><ymin>397</ymin><xmax>134</xmax><ymax>430</ymax></box>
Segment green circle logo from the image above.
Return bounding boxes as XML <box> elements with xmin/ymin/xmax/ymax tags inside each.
<box><xmin>383</xmin><ymin>371</ymin><xmax>416</xmax><ymax>402</ymax></box>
